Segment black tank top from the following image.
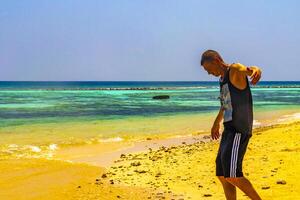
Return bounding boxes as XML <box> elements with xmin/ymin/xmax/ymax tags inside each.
<box><xmin>219</xmin><ymin>67</ymin><xmax>253</xmax><ymax>135</ymax></box>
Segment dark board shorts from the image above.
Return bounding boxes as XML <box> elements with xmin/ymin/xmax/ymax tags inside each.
<box><xmin>216</xmin><ymin>126</ymin><xmax>251</xmax><ymax>178</ymax></box>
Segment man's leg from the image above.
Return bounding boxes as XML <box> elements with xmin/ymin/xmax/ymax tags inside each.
<box><xmin>217</xmin><ymin>176</ymin><xmax>236</xmax><ymax>200</ymax></box>
<box><xmin>220</xmin><ymin>131</ymin><xmax>261</xmax><ymax>199</ymax></box>
<box><xmin>225</xmin><ymin>177</ymin><xmax>262</xmax><ymax>200</ymax></box>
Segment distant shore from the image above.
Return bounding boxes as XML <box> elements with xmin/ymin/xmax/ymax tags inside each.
<box><xmin>1</xmin><ymin>84</ymin><xmax>300</xmax><ymax>91</ymax></box>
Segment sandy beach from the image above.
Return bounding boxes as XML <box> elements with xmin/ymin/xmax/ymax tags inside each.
<box><xmin>0</xmin><ymin>117</ymin><xmax>299</xmax><ymax>200</ymax></box>
<box><xmin>2</xmin><ymin>0</ymin><xmax>300</xmax><ymax>198</ymax></box>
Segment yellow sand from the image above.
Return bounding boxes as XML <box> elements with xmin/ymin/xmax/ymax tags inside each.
<box><xmin>103</xmin><ymin>120</ymin><xmax>300</xmax><ymax>199</ymax></box>
<box><xmin>0</xmin><ymin>158</ymin><xmax>165</xmax><ymax>200</ymax></box>
<box><xmin>0</xmin><ymin>120</ymin><xmax>299</xmax><ymax>199</ymax></box>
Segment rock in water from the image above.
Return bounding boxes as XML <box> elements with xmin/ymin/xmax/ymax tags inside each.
<box><xmin>152</xmin><ymin>95</ymin><xmax>170</xmax><ymax>100</ymax></box>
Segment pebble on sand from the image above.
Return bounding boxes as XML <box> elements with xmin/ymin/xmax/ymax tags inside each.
<box><xmin>101</xmin><ymin>173</ymin><xmax>107</xmax><ymax>178</ymax></box>
<box><xmin>276</xmin><ymin>180</ymin><xmax>287</xmax><ymax>185</ymax></box>
<box><xmin>261</xmin><ymin>186</ymin><xmax>270</xmax><ymax>190</ymax></box>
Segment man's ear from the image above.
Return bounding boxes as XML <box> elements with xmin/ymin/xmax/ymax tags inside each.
<box><xmin>214</xmin><ymin>57</ymin><xmax>222</xmax><ymax>65</ymax></box>
<box><xmin>215</xmin><ymin>58</ymin><xmax>227</xmax><ymax>69</ymax></box>
<box><xmin>211</xmin><ymin>57</ymin><xmax>219</xmax><ymax>65</ymax></box>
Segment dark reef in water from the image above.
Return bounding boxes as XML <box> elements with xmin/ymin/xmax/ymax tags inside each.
<box><xmin>152</xmin><ymin>95</ymin><xmax>170</xmax><ymax>100</ymax></box>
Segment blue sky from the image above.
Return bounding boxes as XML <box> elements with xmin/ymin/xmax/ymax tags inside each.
<box><xmin>0</xmin><ymin>0</ymin><xmax>299</xmax><ymax>81</ymax></box>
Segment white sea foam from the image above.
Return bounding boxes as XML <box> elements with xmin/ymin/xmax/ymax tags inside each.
<box><xmin>98</xmin><ymin>137</ymin><xmax>123</xmax><ymax>142</ymax></box>
<box><xmin>26</xmin><ymin>145</ymin><xmax>42</xmax><ymax>153</ymax></box>
<box><xmin>173</xmin><ymin>134</ymin><xmax>193</xmax><ymax>138</ymax></box>
<box><xmin>48</xmin><ymin>144</ymin><xmax>58</xmax><ymax>151</ymax></box>
<box><xmin>1</xmin><ymin>143</ymin><xmax>60</xmax><ymax>160</ymax></box>
<box><xmin>7</xmin><ymin>144</ymin><xmax>19</xmax><ymax>151</ymax></box>
<box><xmin>277</xmin><ymin>112</ymin><xmax>300</xmax><ymax>122</ymax></box>
<box><xmin>45</xmin><ymin>152</ymin><xmax>54</xmax><ymax>158</ymax></box>
<box><xmin>290</xmin><ymin>112</ymin><xmax>300</xmax><ymax>119</ymax></box>
<box><xmin>8</xmin><ymin>144</ymin><xmax>18</xmax><ymax>148</ymax></box>
<box><xmin>253</xmin><ymin>120</ymin><xmax>261</xmax><ymax>126</ymax></box>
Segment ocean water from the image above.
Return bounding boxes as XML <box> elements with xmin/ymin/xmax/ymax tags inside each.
<box><xmin>1</xmin><ymin>81</ymin><xmax>300</xmax><ymax>127</ymax></box>
<box><xmin>0</xmin><ymin>81</ymin><xmax>300</xmax><ymax>158</ymax></box>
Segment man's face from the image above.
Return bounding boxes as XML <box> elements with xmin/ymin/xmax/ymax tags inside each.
<box><xmin>201</xmin><ymin>60</ymin><xmax>222</xmax><ymax>77</ymax></box>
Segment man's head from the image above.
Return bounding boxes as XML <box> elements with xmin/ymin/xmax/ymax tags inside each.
<box><xmin>200</xmin><ymin>50</ymin><xmax>225</xmax><ymax>77</ymax></box>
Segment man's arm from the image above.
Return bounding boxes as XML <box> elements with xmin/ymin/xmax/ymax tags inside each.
<box><xmin>214</xmin><ymin>106</ymin><xmax>224</xmax><ymax>125</ymax></box>
<box><xmin>229</xmin><ymin>63</ymin><xmax>262</xmax><ymax>85</ymax></box>
<box><xmin>211</xmin><ymin>107</ymin><xmax>224</xmax><ymax>140</ymax></box>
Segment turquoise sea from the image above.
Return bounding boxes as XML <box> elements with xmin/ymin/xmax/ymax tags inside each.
<box><xmin>0</xmin><ymin>81</ymin><xmax>300</xmax><ymax>158</ymax></box>
<box><xmin>1</xmin><ymin>81</ymin><xmax>300</xmax><ymax>127</ymax></box>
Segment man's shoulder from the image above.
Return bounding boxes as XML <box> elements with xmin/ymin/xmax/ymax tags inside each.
<box><xmin>230</xmin><ymin>63</ymin><xmax>245</xmax><ymax>73</ymax></box>
<box><xmin>229</xmin><ymin>63</ymin><xmax>246</xmax><ymax>79</ymax></box>
<box><xmin>229</xmin><ymin>63</ymin><xmax>248</xmax><ymax>90</ymax></box>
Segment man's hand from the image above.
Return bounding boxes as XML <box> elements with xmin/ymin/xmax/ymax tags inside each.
<box><xmin>211</xmin><ymin>122</ymin><xmax>221</xmax><ymax>140</ymax></box>
<box><xmin>230</xmin><ymin>63</ymin><xmax>262</xmax><ymax>85</ymax></box>
<box><xmin>248</xmin><ymin>66</ymin><xmax>262</xmax><ymax>85</ymax></box>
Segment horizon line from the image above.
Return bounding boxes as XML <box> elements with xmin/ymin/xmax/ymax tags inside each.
<box><xmin>0</xmin><ymin>80</ymin><xmax>300</xmax><ymax>82</ymax></box>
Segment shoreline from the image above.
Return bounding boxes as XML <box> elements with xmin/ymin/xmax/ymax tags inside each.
<box><xmin>65</xmin><ymin>133</ymin><xmax>212</xmax><ymax>169</ymax></box>
<box><xmin>1</xmin><ymin>109</ymin><xmax>300</xmax><ymax>161</ymax></box>
<box><xmin>60</xmin><ymin>113</ymin><xmax>300</xmax><ymax>169</ymax></box>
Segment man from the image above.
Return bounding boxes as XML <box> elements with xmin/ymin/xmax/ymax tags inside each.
<box><xmin>200</xmin><ymin>50</ymin><xmax>262</xmax><ymax>200</ymax></box>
